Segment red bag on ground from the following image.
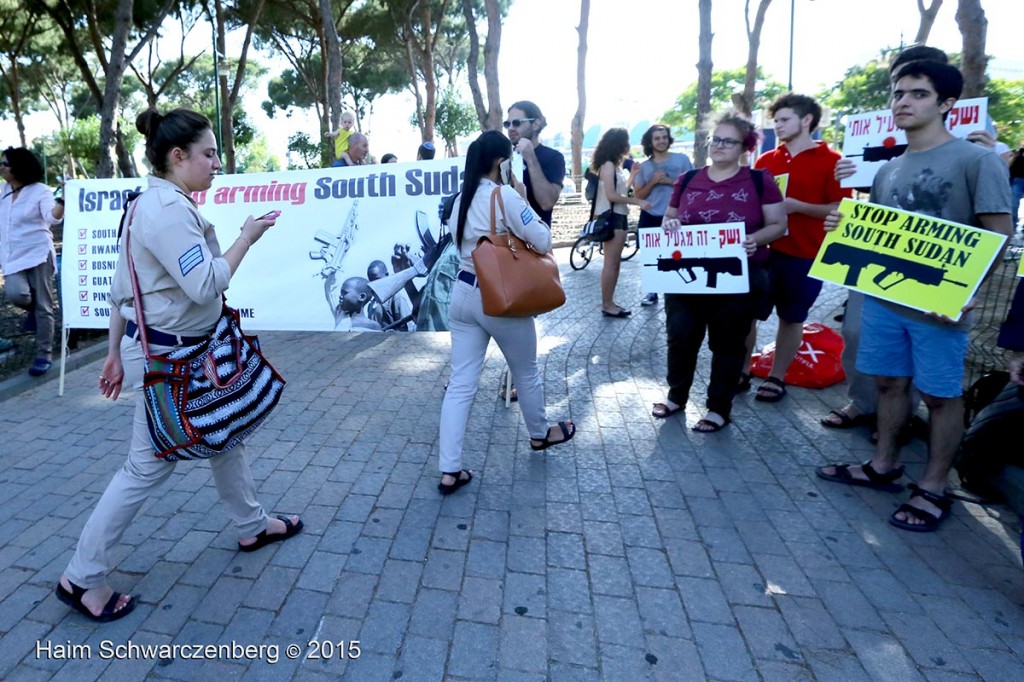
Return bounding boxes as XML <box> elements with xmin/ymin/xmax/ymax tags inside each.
<box><xmin>750</xmin><ymin>323</ymin><xmax>846</xmax><ymax>389</ymax></box>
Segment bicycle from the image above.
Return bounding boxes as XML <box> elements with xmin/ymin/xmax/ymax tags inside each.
<box><xmin>569</xmin><ymin>227</ymin><xmax>639</xmax><ymax>271</ymax></box>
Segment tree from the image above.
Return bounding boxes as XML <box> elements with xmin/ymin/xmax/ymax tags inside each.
<box><xmin>30</xmin><ymin>0</ymin><xmax>178</xmax><ymax>177</ymax></box>
<box><xmin>386</xmin><ymin>0</ymin><xmax>452</xmax><ymax>142</ymax></box>
<box><xmin>915</xmin><ymin>0</ymin><xmax>944</xmax><ymax>44</ymax></box>
<box><xmin>695</xmin><ymin>0</ymin><xmax>713</xmax><ymax>167</ymax></box>
<box><xmin>318</xmin><ymin>0</ymin><xmax>344</xmax><ymax>146</ymax></box>
<box><xmin>664</xmin><ymin>67</ymin><xmax>786</xmax><ymax>136</ymax></box>
<box><xmin>0</xmin><ymin>3</ymin><xmax>52</xmax><ymax>147</ymax></box>
<box><xmin>434</xmin><ymin>87</ymin><xmax>476</xmax><ymax>156</ymax></box>
<box><xmin>735</xmin><ymin>0</ymin><xmax>773</xmax><ymax>115</ymax></box>
<box><xmin>571</xmin><ymin>0</ymin><xmax>589</xmax><ymax>179</ymax></box>
<box><xmin>461</xmin><ymin>0</ymin><xmax>505</xmax><ymax>131</ymax></box>
<box><xmin>987</xmin><ymin>77</ymin><xmax>1024</xmax><ymax>146</ymax></box>
<box><xmin>955</xmin><ymin>0</ymin><xmax>987</xmax><ymax>97</ymax></box>
<box><xmin>819</xmin><ymin>51</ymin><xmax>895</xmax><ymax>117</ymax></box>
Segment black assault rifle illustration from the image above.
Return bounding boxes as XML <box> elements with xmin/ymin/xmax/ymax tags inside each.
<box><xmin>821</xmin><ymin>242</ymin><xmax>969</xmax><ymax>290</ymax></box>
<box><xmin>645</xmin><ymin>256</ymin><xmax>743</xmax><ymax>288</ymax></box>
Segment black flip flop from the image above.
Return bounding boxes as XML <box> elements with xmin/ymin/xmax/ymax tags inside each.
<box><xmin>691</xmin><ymin>414</ymin><xmax>730</xmax><ymax>433</ymax></box>
<box><xmin>602</xmin><ymin>309</ymin><xmax>631</xmax><ymax>318</ymax></box>
<box><xmin>530</xmin><ymin>421</ymin><xmax>576</xmax><ymax>451</ymax></box>
<box><xmin>56</xmin><ymin>581</ymin><xmax>137</xmax><ymax>623</ymax></box>
<box><xmin>238</xmin><ymin>515</ymin><xmax>304</xmax><ymax>553</ymax></box>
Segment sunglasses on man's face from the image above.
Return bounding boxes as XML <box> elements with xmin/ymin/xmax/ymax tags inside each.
<box><xmin>502</xmin><ymin>118</ymin><xmax>536</xmax><ymax>129</ymax></box>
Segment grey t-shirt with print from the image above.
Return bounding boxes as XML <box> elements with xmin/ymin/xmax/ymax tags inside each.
<box><xmin>869</xmin><ymin>137</ymin><xmax>1011</xmax><ymax>329</ymax></box>
<box><xmin>635</xmin><ymin>152</ymin><xmax>693</xmax><ymax>217</ymax></box>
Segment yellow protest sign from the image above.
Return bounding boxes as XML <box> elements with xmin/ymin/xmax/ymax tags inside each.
<box><xmin>809</xmin><ymin>198</ymin><xmax>1007</xmax><ymax>320</ymax></box>
<box><xmin>773</xmin><ymin>173</ymin><xmax>788</xmax><ymax>197</ymax></box>
<box><xmin>1018</xmin><ymin>253</ymin><xmax>1023</xmax><ymax>278</ymax></box>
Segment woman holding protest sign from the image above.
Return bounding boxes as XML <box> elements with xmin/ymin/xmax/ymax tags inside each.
<box><xmin>56</xmin><ymin>108</ymin><xmax>301</xmax><ymax>623</ymax></box>
<box><xmin>653</xmin><ymin>113</ymin><xmax>786</xmax><ymax>432</ymax></box>
<box><xmin>436</xmin><ymin>130</ymin><xmax>575</xmax><ymax>495</ymax></box>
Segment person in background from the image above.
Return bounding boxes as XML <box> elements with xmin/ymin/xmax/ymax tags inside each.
<box><xmin>504</xmin><ymin>100</ymin><xmax>564</xmax><ymax>226</ymax></box>
<box><xmin>417</xmin><ymin>142</ymin><xmax>436</xmax><ymax>160</ymax></box>
<box><xmin>0</xmin><ymin>146</ymin><xmax>64</xmax><ymax>376</ymax></box>
<box><xmin>590</xmin><ymin>128</ymin><xmax>651</xmax><ymax>318</ymax></box>
<box><xmin>56</xmin><ymin>107</ymin><xmax>302</xmax><ymax>624</ymax></box>
<box><xmin>381</xmin><ymin>153</ymin><xmax>398</xmax><ymax>164</ymax></box>
<box><xmin>325</xmin><ymin>111</ymin><xmax>356</xmax><ymax>167</ymax></box>
<box><xmin>632</xmin><ymin>124</ymin><xmax>693</xmax><ymax>307</ymax></box>
<box><xmin>437</xmin><ymin>130</ymin><xmax>575</xmax><ymax>495</ymax></box>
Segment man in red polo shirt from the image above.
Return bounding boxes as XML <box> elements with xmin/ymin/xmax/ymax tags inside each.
<box><xmin>748</xmin><ymin>93</ymin><xmax>851</xmax><ymax>402</ymax></box>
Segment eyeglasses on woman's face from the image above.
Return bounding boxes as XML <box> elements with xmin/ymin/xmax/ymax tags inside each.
<box><xmin>709</xmin><ymin>136</ymin><xmax>742</xmax><ymax>148</ymax></box>
<box><xmin>502</xmin><ymin>118</ymin><xmax>536</xmax><ymax>129</ymax></box>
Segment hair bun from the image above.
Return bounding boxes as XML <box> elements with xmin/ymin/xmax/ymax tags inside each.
<box><xmin>136</xmin><ymin>109</ymin><xmax>163</xmax><ymax>136</ymax></box>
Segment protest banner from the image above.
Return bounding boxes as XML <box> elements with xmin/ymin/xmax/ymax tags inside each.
<box><xmin>61</xmin><ymin>158</ymin><xmax>465</xmax><ymax>336</ymax></box>
<box><xmin>639</xmin><ymin>223</ymin><xmax>749</xmax><ymax>295</ymax></box>
<box><xmin>809</xmin><ymin>197</ymin><xmax>1006</xmax><ymax>320</ymax></box>
<box><xmin>840</xmin><ymin>97</ymin><xmax>988</xmax><ymax>188</ymax></box>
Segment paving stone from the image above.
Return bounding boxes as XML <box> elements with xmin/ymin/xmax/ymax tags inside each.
<box><xmin>499</xmin><ymin>615</ymin><xmax>547</xmax><ymax>673</ymax></box>
<box><xmin>503</xmin><ymin>571</ymin><xmax>546</xmax><ymax>619</ymax></box>
<box><xmin>409</xmin><ymin>588</ymin><xmax>458</xmax><ymax>640</ymax></box>
<box><xmin>692</xmin><ymin>620</ymin><xmax>756</xmax><ymax>681</ymax></box>
<box><xmin>448</xmin><ymin>621</ymin><xmax>499</xmax><ymax>679</ymax></box>
<box><xmin>458</xmin><ymin>576</ymin><xmax>503</xmax><ymax>624</ymax></box>
<box><xmin>635</xmin><ymin>586</ymin><xmax>691</xmax><ymax>639</ymax></box>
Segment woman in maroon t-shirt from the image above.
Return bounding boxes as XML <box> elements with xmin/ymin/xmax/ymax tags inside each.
<box><xmin>651</xmin><ymin>113</ymin><xmax>786</xmax><ymax>432</ymax></box>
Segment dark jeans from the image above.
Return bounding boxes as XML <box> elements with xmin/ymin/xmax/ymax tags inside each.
<box><xmin>665</xmin><ymin>291</ymin><xmax>755</xmax><ymax>419</ymax></box>
<box><xmin>638</xmin><ymin>210</ymin><xmax>662</xmax><ymax>228</ymax></box>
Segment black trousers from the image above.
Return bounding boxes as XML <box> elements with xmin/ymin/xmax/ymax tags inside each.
<box><xmin>664</xmin><ymin>291</ymin><xmax>755</xmax><ymax>420</ymax></box>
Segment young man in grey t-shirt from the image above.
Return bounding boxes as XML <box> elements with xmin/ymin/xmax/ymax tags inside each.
<box><xmin>633</xmin><ymin>124</ymin><xmax>693</xmax><ymax>305</ymax></box>
<box><xmin>817</xmin><ymin>59</ymin><xmax>1012</xmax><ymax>532</ymax></box>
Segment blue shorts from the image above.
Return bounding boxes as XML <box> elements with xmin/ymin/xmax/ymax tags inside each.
<box><xmin>856</xmin><ymin>297</ymin><xmax>968</xmax><ymax>398</ymax></box>
<box><xmin>769</xmin><ymin>251</ymin><xmax>823</xmax><ymax>323</ymax></box>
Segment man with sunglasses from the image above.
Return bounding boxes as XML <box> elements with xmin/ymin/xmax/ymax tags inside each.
<box><xmin>504</xmin><ymin>101</ymin><xmax>565</xmax><ymax>225</ymax></box>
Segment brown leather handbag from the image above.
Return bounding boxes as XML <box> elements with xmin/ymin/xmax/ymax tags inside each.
<box><xmin>472</xmin><ymin>187</ymin><xmax>566</xmax><ymax>317</ymax></box>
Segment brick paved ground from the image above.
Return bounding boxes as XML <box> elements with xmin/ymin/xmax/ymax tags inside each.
<box><xmin>1</xmin><ymin>250</ymin><xmax>1022</xmax><ymax>681</ymax></box>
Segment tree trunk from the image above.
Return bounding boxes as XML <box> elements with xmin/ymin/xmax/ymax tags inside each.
<box><xmin>2</xmin><ymin>65</ymin><xmax>28</xmax><ymax>148</ymax></box>
<box><xmin>482</xmin><ymin>0</ymin><xmax>503</xmax><ymax>131</ymax></box>
<box><xmin>215</xmin><ymin>0</ymin><xmax>233</xmax><ymax>173</ymax></box>
<box><xmin>115</xmin><ymin>126</ymin><xmax>137</xmax><ymax>177</ymax></box>
<box><xmin>571</xmin><ymin>0</ymin><xmax>590</xmax><ymax>180</ymax></box>
<box><xmin>220</xmin><ymin>0</ymin><xmax>266</xmax><ymax>173</ymax></box>
<box><xmin>320</xmin><ymin>0</ymin><xmax>344</xmax><ymax>159</ymax></box>
<box><xmin>95</xmin><ymin>0</ymin><xmax>133</xmax><ymax>178</ymax></box>
<box><xmin>419</xmin><ymin>2</ymin><xmax>440</xmax><ymax>142</ymax></box>
<box><xmin>955</xmin><ymin>0</ymin><xmax>987</xmax><ymax>98</ymax></box>
<box><xmin>695</xmin><ymin>0</ymin><xmax>713</xmax><ymax>168</ymax></box>
<box><xmin>915</xmin><ymin>0</ymin><xmax>944</xmax><ymax>44</ymax></box>
<box><xmin>461</xmin><ymin>0</ymin><xmax>487</xmax><ymax>129</ymax></box>
<box><xmin>740</xmin><ymin>0</ymin><xmax>772</xmax><ymax>116</ymax></box>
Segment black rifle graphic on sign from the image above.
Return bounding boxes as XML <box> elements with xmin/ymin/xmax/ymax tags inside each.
<box><xmin>821</xmin><ymin>242</ymin><xmax>969</xmax><ymax>290</ymax></box>
<box><xmin>645</xmin><ymin>256</ymin><xmax>743</xmax><ymax>289</ymax></box>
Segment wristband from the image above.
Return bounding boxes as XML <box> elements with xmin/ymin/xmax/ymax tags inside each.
<box><xmin>237</xmin><ymin>233</ymin><xmax>253</xmax><ymax>248</ymax></box>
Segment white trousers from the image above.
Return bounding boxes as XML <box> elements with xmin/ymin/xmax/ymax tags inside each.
<box><xmin>65</xmin><ymin>335</ymin><xmax>269</xmax><ymax>588</ymax></box>
<box><xmin>438</xmin><ymin>279</ymin><xmax>548</xmax><ymax>473</ymax></box>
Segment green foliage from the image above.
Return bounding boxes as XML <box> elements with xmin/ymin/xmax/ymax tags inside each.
<box><xmin>434</xmin><ymin>87</ymin><xmax>477</xmax><ymax>154</ymax></box>
<box><xmin>235</xmin><ymin>133</ymin><xmax>281</xmax><ymax>173</ymax></box>
<box><xmin>987</xmin><ymin>77</ymin><xmax>1024</xmax><ymax>146</ymax></box>
<box><xmin>662</xmin><ymin>67</ymin><xmax>786</xmax><ymax>135</ymax></box>
<box><xmin>287</xmin><ymin>132</ymin><xmax>326</xmax><ymax>170</ymax></box>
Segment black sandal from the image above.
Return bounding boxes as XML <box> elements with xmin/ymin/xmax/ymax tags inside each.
<box><xmin>736</xmin><ymin>372</ymin><xmax>752</xmax><ymax>394</ymax></box>
<box><xmin>55</xmin><ymin>580</ymin><xmax>137</xmax><ymax>623</ymax></box>
<box><xmin>438</xmin><ymin>469</ymin><xmax>473</xmax><ymax>495</ymax></box>
<box><xmin>754</xmin><ymin>376</ymin><xmax>786</xmax><ymax>402</ymax></box>
<box><xmin>530</xmin><ymin>421</ymin><xmax>576</xmax><ymax>451</ymax></box>
<box><xmin>238</xmin><ymin>515</ymin><xmax>304</xmax><ymax>553</ymax></box>
<box><xmin>889</xmin><ymin>485</ymin><xmax>952</xmax><ymax>533</ymax></box>
<box><xmin>815</xmin><ymin>461</ymin><xmax>905</xmax><ymax>492</ymax></box>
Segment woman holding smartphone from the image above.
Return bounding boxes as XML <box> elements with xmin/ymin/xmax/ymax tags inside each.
<box><xmin>436</xmin><ymin>130</ymin><xmax>575</xmax><ymax>495</ymax></box>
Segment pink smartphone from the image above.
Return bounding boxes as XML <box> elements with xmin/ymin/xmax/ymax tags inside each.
<box><xmin>257</xmin><ymin>210</ymin><xmax>281</xmax><ymax>221</ymax></box>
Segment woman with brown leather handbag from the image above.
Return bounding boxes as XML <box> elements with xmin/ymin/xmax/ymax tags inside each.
<box><xmin>436</xmin><ymin>131</ymin><xmax>575</xmax><ymax>495</ymax></box>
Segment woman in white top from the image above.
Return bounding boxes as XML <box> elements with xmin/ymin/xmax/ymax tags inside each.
<box><xmin>437</xmin><ymin>131</ymin><xmax>576</xmax><ymax>495</ymax></box>
<box><xmin>590</xmin><ymin>128</ymin><xmax>651</xmax><ymax>318</ymax></box>
<box><xmin>56</xmin><ymin>108</ymin><xmax>302</xmax><ymax>624</ymax></box>
<box><xmin>0</xmin><ymin>147</ymin><xmax>64</xmax><ymax>375</ymax></box>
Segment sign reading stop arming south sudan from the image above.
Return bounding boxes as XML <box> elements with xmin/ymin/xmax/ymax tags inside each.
<box><xmin>809</xmin><ymin>198</ymin><xmax>1006</xmax><ymax>321</ymax></box>
<box><xmin>839</xmin><ymin>98</ymin><xmax>988</xmax><ymax>189</ymax></box>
